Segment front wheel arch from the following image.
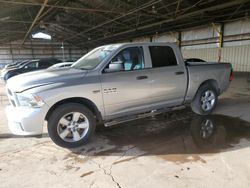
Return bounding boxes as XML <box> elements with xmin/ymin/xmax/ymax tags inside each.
<box><xmin>45</xmin><ymin>97</ymin><xmax>103</xmax><ymax>123</ymax></box>
<box><xmin>47</xmin><ymin>102</ymin><xmax>96</xmax><ymax>148</ymax></box>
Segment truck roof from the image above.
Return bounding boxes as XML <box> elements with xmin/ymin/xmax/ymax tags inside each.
<box><xmin>103</xmin><ymin>42</ymin><xmax>174</xmax><ymax>47</ymax></box>
<box><xmin>99</xmin><ymin>42</ymin><xmax>177</xmax><ymax>51</ymax></box>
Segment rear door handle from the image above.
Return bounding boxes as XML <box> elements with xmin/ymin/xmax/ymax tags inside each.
<box><xmin>175</xmin><ymin>71</ymin><xmax>184</xmax><ymax>75</ymax></box>
<box><xmin>136</xmin><ymin>75</ymin><xmax>148</xmax><ymax>80</ymax></box>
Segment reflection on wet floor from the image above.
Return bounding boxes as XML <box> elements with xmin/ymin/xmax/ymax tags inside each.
<box><xmin>1</xmin><ymin>107</ymin><xmax>250</xmax><ymax>164</ymax></box>
<box><xmin>70</xmin><ymin>110</ymin><xmax>250</xmax><ymax>163</ymax></box>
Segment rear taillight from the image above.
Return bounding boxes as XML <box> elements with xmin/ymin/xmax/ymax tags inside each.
<box><xmin>229</xmin><ymin>69</ymin><xmax>233</xmax><ymax>81</ymax></box>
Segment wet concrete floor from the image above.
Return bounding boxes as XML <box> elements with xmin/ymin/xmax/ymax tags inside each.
<box><xmin>66</xmin><ymin>109</ymin><xmax>250</xmax><ymax>164</ymax></box>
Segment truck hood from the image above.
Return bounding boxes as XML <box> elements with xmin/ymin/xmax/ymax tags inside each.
<box><xmin>7</xmin><ymin>68</ymin><xmax>87</xmax><ymax>92</ymax></box>
<box><xmin>4</xmin><ymin>66</ymin><xmax>22</xmax><ymax>72</ymax></box>
<box><xmin>1</xmin><ymin>67</ymin><xmax>19</xmax><ymax>75</ymax></box>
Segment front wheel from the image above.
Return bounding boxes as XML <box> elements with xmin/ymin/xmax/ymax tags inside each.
<box><xmin>47</xmin><ymin>103</ymin><xmax>96</xmax><ymax>148</ymax></box>
<box><xmin>191</xmin><ymin>84</ymin><xmax>218</xmax><ymax>115</ymax></box>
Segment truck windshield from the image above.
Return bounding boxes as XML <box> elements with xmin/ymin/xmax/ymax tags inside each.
<box><xmin>72</xmin><ymin>46</ymin><xmax>114</xmax><ymax>70</ymax></box>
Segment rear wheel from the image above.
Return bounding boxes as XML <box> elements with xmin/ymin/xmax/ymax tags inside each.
<box><xmin>191</xmin><ymin>83</ymin><xmax>218</xmax><ymax>115</ymax></box>
<box><xmin>47</xmin><ymin>103</ymin><xmax>96</xmax><ymax>148</ymax></box>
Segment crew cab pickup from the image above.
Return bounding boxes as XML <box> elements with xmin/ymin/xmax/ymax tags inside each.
<box><xmin>5</xmin><ymin>43</ymin><xmax>233</xmax><ymax>148</ymax></box>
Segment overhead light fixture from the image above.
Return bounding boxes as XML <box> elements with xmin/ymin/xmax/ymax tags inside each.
<box><xmin>152</xmin><ymin>5</ymin><xmax>157</xmax><ymax>14</ymax></box>
<box><xmin>32</xmin><ymin>32</ymin><xmax>51</xmax><ymax>40</ymax></box>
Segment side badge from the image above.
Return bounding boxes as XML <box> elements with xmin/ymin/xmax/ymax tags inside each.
<box><xmin>92</xmin><ymin>90</ymin><xmax>100</xmax><ymax>94</ymax></box>
<box><xmin>104</xmin><ymin>88</ymin><xmax>117</xmax><ymax>94</ymax></box>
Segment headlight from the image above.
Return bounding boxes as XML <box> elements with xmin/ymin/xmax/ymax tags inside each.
<box><xmin>16</xmin><ymin>93</ymin><xmax>45</xmax><ymax>108</ymax></box>
<box><xmin>1</xmin><ymin>71</ymin><xmax>7</xmax><ymax>77</ymax></box>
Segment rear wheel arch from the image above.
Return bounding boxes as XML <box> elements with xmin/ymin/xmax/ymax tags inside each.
<box><xmin>45</xmin><ymin>97</ymin><xmax>103</xmax><ymax>123</ymax></box>
<box><xmin>191</xmin><ymin>80</ymin><xmax>219</xmax><ymax>115</ymax></box>
<box><xmin>195</xmin><ymin>79</ymin><xmax>219</xmax><ymax>98</ymax></box>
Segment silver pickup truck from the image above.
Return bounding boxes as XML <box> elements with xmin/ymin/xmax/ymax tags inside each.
<box><xmin>5</xmin><ymin>43</ymin><xmax>233</xmax><ymax>148</ymax></box>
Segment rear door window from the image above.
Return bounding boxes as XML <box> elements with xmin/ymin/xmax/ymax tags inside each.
<box><xmin>149</xmin><ymin>46</ymin><xmax>177</xmax><ymax>68</ymax></box>
<box><xmin>26</xmin><ymin>62</ymin><xmax>39</xmax><ymax>68</ymax></box>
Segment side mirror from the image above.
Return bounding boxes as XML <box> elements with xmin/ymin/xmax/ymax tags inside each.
<box><xmin>104</xmin><ymin>60</ymin><xmax>124</xmax><ymax>73</ymax></box>
<box><xmin>24</xmin><ymin>66</ymin><xmax>28</xmax><ymax>69</ymax></box>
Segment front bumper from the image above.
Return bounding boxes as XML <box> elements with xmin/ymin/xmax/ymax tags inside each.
<box><xmin>5</xmin><ymin>104</ymin><xmax>49</xmax><ymax>135</ymax></box>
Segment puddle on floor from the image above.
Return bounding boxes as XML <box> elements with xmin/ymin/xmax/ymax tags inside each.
<box><xmin>71</xmin><ymin>110</ymin><xmax>250</xmax><ymax>163</ymax></box>
<box><xmin>3</xmin><ymin>107</ymin><xmax>249</xmax><ymax>164</ymax></box>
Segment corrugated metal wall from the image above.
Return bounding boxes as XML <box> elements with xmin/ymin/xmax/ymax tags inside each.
<box><xmin>132</xmin><ymin>37</ymin><xmax>151</xmax><ymax>42</ymax></box>
<box><xmin>182</xmin><ymin>45</ymin><xmax>250</xmax><ymax>72</ymax></box>
<box><xmin>180</xmin><ymin>19</ymin><xmax>250</xmax><ymax>72</ymax></box>
<box><xmin>132</xmin><ymin>19</ymin><xmax>250</xmax><ymax>72</ymax></box>
<box><xmin>1</xmin><ymin>19</ymin><xmax>249</xmax><ymax>72</ymax></box>
<box><xmin>0</xmin><ymin>40</ymin><xmax>85</xmax><ymax>66</ymax></box>
<box><xmin>152</xmin><ymin>33</ymin><xmax>177</xmax><ymax>43</ymax></box>
<box><xmin>222</xmin><ymin>45</ymin><xmax>250</xmax><ymax>72</ymax></box>
<box><xmin>181</xmin><ymin>48</ymin><xmax>218</xmax><ymax>62</ymax></box>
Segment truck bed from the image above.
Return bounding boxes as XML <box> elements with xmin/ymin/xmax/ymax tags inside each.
<box><xmin>186</xmin><ymin>61</ymin><xmax>228</xmax><ymax>66</ymax></box>
<box><xmin>184</xmin><ymin>62</ymin><xmax>232</xmax><ymax>102</ymax></box>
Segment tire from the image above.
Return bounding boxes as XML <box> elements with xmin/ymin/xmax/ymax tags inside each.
<box><xmin>190</xmin><ymin>115</ymin><xmax>226</xmax><ymax>150</ymax></box>
<box><xmin>47</xmin><ymin>103</ymin><xmax>96</xmax><ymax>148</ymax></box>
<box><xmin>191</xmin><ymin>83</ymin><xmax>218</xmax><ymax>115</ymax></box>
<box><xmin>190</xmin><ymin>116</ymin><xmax>216</xmax><ymax>147</ymax></box>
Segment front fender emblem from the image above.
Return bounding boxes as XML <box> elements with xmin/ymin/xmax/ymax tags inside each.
<box><xmin>104</xmin><ymin>88</ymin><xmax>117</xmax><ymax>94</ymax></box>
<box><xmin>92</xmin><ymin>90</ymin><xmax>100</xmax><ymax>94</ymax></box>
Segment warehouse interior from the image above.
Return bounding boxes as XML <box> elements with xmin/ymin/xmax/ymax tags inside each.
<box><xmin>1</xmin><ymin>1</ymin><xmax>250</xmax><ymax>187</ymax></box>
<box><xmin>0</xmin><ymin>0</ymin><xmax>250</xmax><ymax>71</ymax></box>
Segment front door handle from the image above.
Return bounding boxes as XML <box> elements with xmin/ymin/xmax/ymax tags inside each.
<box><xmin>175</xmin><ymin>71</ymin><xmax>184</xmax><ymax>75</ymax></box>
<box><xmin>136</xmin><ymin>75</ymin><xmax>148</xmax><ymax>80</ymax></box>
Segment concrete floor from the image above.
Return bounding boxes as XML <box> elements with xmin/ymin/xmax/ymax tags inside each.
<box><xmin>0</xmin><ymin>74</ymin><xmax>250</xmax><ymax>188</ymax></box>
